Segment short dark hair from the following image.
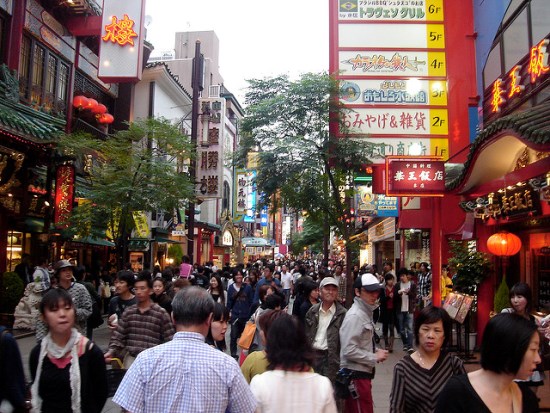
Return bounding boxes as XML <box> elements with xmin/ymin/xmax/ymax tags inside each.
<box><xmin>480</xmin><ymin>313</ymin><xmax>538</xmax><ymax>375</ymax></box>
<box><xmin>509</xmin><ymin>282</ymin><xmax>533</xmax><ymax>314</ymax></box>
<box><xmin>116</xmin><ymin>270</ymin><xmax>135</xmax><ymax>287</ymax></box>
<box><xmin>136</xmin><ymin>271</ymin><xmax>153</xmax><ymax>288</ymax></box>
<box><xmin>397</xmin><ymin>267</ymin><xmax>408</xmax><ymax>277</ymax></box>
<box><xmin>172</xmin><ymin>286</ymin><xmax>215</xmax><ymax>326</ymax></box>
<box><xmin>414</xmin><ymin>306</ymin><xmax>452</xmax><ymax>347</ymax></box>
<box><xmin>262</xmin><ymin>293</ymin><xmax>283</xmax><ymax>310</ymax></box>
<box><xmin>257</xmin><ymin>309</ymin><xmax>286</xmax><ymax>335</ymax></box>
<box><xmin>265</xmin><ymin>314</ymin><xmax>314</xmax><ymax>371</ymax></box>
<box><xmin>384</xmin><ymin>273</ymin><xmax>394</xmax><ymax>282</ymax></box>
<box><xmin>40</xmin><ymin>288</ymin><xmax>74</xmax><ymax>314</ymax></box>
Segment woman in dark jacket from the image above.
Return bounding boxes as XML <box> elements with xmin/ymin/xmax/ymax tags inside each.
<box><xmin>380</xmin><ymin>273</ymin><xmax>397</xmax><ymax>352</ymax></box>
<box><xmin>30</xmin><ymin>289</ymin><xmax>107</xmax><ymax>413</ymax></box>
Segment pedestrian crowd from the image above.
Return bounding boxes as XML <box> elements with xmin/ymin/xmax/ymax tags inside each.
<box><xmin>0</xmin><ymin>256</ymin><xmax>545</xmax><ymax>412</ymax></box>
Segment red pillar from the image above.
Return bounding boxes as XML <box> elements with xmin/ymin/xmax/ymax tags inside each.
<box><xmin>431</xmin><ymin>198</ymin><xmax>442</xmax><ymax>306</ymax></box>
<box><xmin>6</xmin><ymin>0</ymin><xmax>25</xmax><ymax>71</ymax></box>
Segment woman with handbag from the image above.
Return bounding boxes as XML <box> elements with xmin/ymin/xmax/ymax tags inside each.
<box><xmin>29</xmin><ymin>289</ymin><xmax>107</xmax><ymax>413</ymax></box>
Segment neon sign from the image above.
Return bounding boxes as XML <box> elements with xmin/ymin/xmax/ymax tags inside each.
<box><xmin>491</xmin><ymin>78</ymin><xmax>505</xmax><ymax>113</ymax></box>
<box><xmin>102</xmin><ymin>14</ymin><xmax>138</xmax><ymax>47</ymax></box>
<box><xmin>528</xmin><ymin>39</ymin><xmax>550</xmax><ymax>83</ymax></box>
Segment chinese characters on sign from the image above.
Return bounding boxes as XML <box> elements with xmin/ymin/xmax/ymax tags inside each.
<box><xmin>386</xmin><ymin>159</ymin><xmax>445</xmax><ymax>196</ymax></box>
<box><xmin>102</xmin><ymin>14</ymin><xmax>138</xmax><ymax>46</ymax></box>
<box><xmin>54</xmin><ymin>165</ymin><xmax>75</xmax><ymax>227</ymax></box>
<box><xmin>198</xmin><ymin>150</ymin><xmax>220</xmax><ymax>196</ymax></box>
<box><xmin>235</xmin><ymin>170</ymin><xmax>257</xmax><ymax>223</ymax></box>
<box><xmin>338</xmin><ymin>0</ymin><xmax>444</xmax><ymax>21</ymax></box>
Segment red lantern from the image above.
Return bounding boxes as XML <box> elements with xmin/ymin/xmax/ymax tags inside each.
<box><xmin>92</xmin><ymin>103</ymin><xmax>107</xmax><ymax>115</ymax></box>
<box><xmin>86</xmin><ymin>98</ymin><xmax>98</xmax><ymax>111</ymax></box>
<box><xmin>98</xmin><ymin>113</ymin><xmax>114</xmax><ymax>124</ymax></box>
<box><xmin>487</xmin><ymin>231</ymin><xmax>522</xmax><ymax>256</ymax></box>
<box><xmin>73</xmin><ymin>95</ymin><xmax>89</xmax><ymax>110</ymax></box>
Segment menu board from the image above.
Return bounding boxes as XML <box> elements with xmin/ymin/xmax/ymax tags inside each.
<box><xmin>443</xmin><ymin>293</ymin><xmax>473</xmax><ymax>324</ymax></box>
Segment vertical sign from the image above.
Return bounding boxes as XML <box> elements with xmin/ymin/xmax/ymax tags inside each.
<box><xmin>99</xmin><ymin>0</ymin><xmax>145</xmax><ymax>82</ymax></box>
<box><xmin>235</xmin><ymin>170</ymin><xmax>257</xmax><ymax>223</ymax></box>
<box><xmin>54</xmin><ymin>165</ymin><xmax>75</xmax><ymax>227</ymax></box>
<box><xmin>331</xmin><ymin>0</ymin><xmax>449</xmax><ymax>164</ymax></box>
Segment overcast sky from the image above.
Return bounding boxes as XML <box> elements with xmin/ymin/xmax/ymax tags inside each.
<box><xmin>145</xmin><ymin>0</ymin><xmax>329</xmax><ymax>103</ymax></box>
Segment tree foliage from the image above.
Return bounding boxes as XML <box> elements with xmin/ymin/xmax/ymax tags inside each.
<box><xmin>237</xmin><ymin>73</ymin><xmax>373</xmax><ymax>240</ymax></box>
<box><xmin>290</xmin><ymin>217</ymin><xmax>324</xmax><ymax>255</ymax></box>
<box><xmin>57</xmin><ymin>117</ymin><xmax>194</xmax><ymax>241</ymax></box>
<box><xmin>448</xmin><ymin>239</ymin><xmax>492</xmax><ymax>294</ymax></box>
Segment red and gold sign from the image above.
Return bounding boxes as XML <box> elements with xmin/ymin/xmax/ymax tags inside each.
<box><xmin>385</xmin><ymin>156</ymin><xmax>445</xmax><ymax>196</ymax></box>
<box><xmin>102</xmin><ymin>14</ymin><xmax>138</xmax><ymax>47</ymax></box>
<box><xmin>54</xmin><ymin>165</ymin><xmax>75</xmax><ymax>227</ymax></box>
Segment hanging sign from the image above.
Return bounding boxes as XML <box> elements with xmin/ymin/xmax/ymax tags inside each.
<box><xmin>386</xmin><ymin>157</ymin><xmax>445</xmax><ymax>196</ymax></box>
<box><xmin>54</xmin><ymin>165</ymin><xmax>75</xmax><ymax>227</ymax></box>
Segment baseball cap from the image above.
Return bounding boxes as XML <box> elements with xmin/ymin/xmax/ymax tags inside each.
<box><xmin>54</xmin><ymin>259</ymin><xmax>74</xmax><ymax>275</ymax></box>
<box><xmin>356</xmin><ymin>273</ymin><xmax>382</xmax><ymax>292</ymax></box>
<box><xmin>320</xmin><ymin>277</ymin><xmax>338</xmax><ymax>289</ymax></box>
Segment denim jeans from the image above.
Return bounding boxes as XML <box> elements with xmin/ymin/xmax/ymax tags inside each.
<box><xmin>397</xmin><ymin>312</ymin><xmax>413</xmax><ymax>349</ymax></box>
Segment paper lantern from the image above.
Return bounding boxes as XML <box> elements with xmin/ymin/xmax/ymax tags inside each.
<box><xmin>72</xmin><ymin>95</ymin><xmax>89</xmax><ymax>109</ymax></box>
<box><xmin>85</xmin><ymin>98</ymin><xmax>98</xmax><ymax>111</ymax></box>
<box><xmin>98</xmin><ymin>113</ymin><xmax>114</xmax><ymax>124</ymax></box>
<box><xmin>92</xmin><ymin>103</ymin><xmax>107</xmax><ymax>115</ymax></box>
<box><xmin>487</xmin><ymin>231</ymin><xmax>522</xmax><ymax>256</ymax></box>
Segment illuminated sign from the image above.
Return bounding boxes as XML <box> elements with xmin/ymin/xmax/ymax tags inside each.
<box><xmin>385</xmin><ymin>157</ymin><xmax>445</xmax><ymax>196</ymax></box>
<box><xmin>54</xmin><ymin>165</ymin><xmax>75</xmax><ymax>227</ymax></box>
<box><xmin>486</xmin><ymin>36</ymin><xmax>550</xmax><ymax>117</ymax></box>
<box><xmin>235</xmin><ymin>170</ymin><xmax>257</xmax><ymax>223</ymax></box>
<box><xmin>102</xmin><ymin>14</ymin><xmax>138</xmax><ymax>46</ymax></box>
<box><xmin>98</xmin><ymin>0</ymin><xmax>145</xmax><ymax>82</ymax></box>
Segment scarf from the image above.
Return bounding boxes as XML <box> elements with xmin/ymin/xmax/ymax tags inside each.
<box><xmin>32</xmin><ymin>328</ymin><xmax>83</xmax><ymax>413</ymax></box>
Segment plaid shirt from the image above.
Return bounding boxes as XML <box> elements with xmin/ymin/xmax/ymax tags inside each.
<box><xmin>113</xmin><ymin>332</ymin><xmax>256</xmax><ymax>413</ymax></box>
<box><xmin>108</xmin><ymin>303</ymin><xmax>174</xmax><ymax>358</ymax></box>
<box><xmin>418</xmin><ymin>272</ymin><xmax>432</xmax><ymax>300</ymax></box>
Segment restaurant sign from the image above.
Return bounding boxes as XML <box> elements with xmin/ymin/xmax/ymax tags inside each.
<box><xmin>385</xmin><ymin>157</ymin><xmax>445</xmax><ymax>196</ymax></box>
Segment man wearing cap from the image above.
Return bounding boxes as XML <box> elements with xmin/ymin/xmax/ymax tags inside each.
<box><xmin>339</xmin><ymin>273</ymin><xmax>388</xmax><ymax>413</ymax></box>
<box><xmin>305</xmin><ymin>276</ymin><xmax>347</xmax><ymax>384</ymax></box>
<box><xmin>35</xmin><ymin>259</ymin><xmax>93</xmax><ymax>341</ymax></box>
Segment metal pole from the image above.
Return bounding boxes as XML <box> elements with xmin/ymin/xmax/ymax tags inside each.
<box><xmin>187</xmin><ymin>41</ymin><xmax>202</xmax><ymax>263</ymax></box>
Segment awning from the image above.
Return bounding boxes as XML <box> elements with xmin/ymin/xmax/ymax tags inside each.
<box><xmin>70</xmin><ymin>236</ymin><xmax>115</xmax><ymax>247</ymax></box>
<box><xmin>156</xmin><ymin>237</ymin><xmax>183</xmax><ymax>244</ymax></box>
<box><xmin>128</xmin><ymin>238</ymin><xmax>150</xmax><ymax>251</ymax></box>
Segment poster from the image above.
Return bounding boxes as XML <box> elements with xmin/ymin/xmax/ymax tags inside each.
<box><xmin>443</xmin><ymin>292</ymin><xmax>473</xmax><ymax>324</ymax></box>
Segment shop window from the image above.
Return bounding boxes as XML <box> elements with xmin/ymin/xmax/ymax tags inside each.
<box><xmin>531</xmin><ymin>0</ymin><xmax>550</xmax><ymax>43</ymax></box>
<box><xmin>19</xmin><ymin>35</ymin><xmax>70</xmax><ymax>116</ymax></box>
<box><xmin>502</xmin><ymin>9</ymin><xmax>529</xmax><ymax>73</ymax></box>
<box><xmin>483</xmin><ymin>43</ymin><xmax>503</xmax><ymax>89</ymax></box>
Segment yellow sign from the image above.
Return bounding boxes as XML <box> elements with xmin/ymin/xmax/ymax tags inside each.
<box><xmin>427</xmin><ymin>52</ymin><xmax>447</xmax><ymax>76</ymax></box>
<box><xmin>132</xmin><ymin>211</ymin><xmax>150</xmax><ymax>238</ymax></box>
<box><xmin>426</xmin><ymin>25</ymin><xmax>445</xmax><ymax>49</ymax></box>
<box><xmin>429</xmin><ymin>81</ymin><xmax>448</xmax><ymax>106</ymax></box>
<box><xmin>426</xmin><ymin>0</ymin><xmax>444</xmax><ymax>20</ymax></box>
<box><xmin>429</xmin><ymin>109</ymin><xmax>448</xmax><ymax>135</ymax></box>
<box><xmin>429</xmin><ymin>138</ymin><xmax>450</xmax><ymax>160</ymax></box>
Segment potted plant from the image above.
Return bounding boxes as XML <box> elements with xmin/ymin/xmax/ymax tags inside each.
<box><xmin>0</xmin><ymin>271</ymin><xmax>24</xmax><ymax>327</ymax></box>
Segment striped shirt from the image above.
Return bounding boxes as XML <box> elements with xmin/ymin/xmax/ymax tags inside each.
<box><xmin>108</xmin><ymin>303</ymin><xmax>174</xmax><ymax>358</ymax></box>
<box><xmin>390</xmin><ymin>352</ymin><xmax>465</xmax><ymax>413</ymax></box>
<box><xmin>113</xmin><ymin>331</ymin><xmax>256</xmax><ymax>413</ymax></box>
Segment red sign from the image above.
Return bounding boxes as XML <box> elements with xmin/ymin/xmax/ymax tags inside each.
<box><xmin>386</xmin><ymin>157</ymin><xmax>445</xmax><ymax>196</ymax></box>
<box><xmin>54</xmin><ymin>165</ymin><xmax>75</xmax><ymax>227</ymax></box>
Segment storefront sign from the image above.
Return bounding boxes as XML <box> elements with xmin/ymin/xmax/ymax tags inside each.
<box><xmin>54</xmin><ymin>165</ymin><xmax>75</xmax><ymax>227</ymax></box>
<box><xmin>340</xmin><ymin>79</ymin><xmax>447</xmax><ymax>106</ymax></box>
<box><xmin>235</xmin><ymin>170</ymin><xmax>257</xmax><ymax>223</ymax></box>
<box><xmin>222</xmin><ymin>230</ymin><xmax>233</xmax><ymax>246</ymax></box>
<box><xmin>386</xmin><ymin>157</ymin><xmax>445</xmax><ymax>196</ymax></box>
<box><xmin>339</xmin><ymin>24</ymin><xmax>445</xmax><ymax>49</ymax></box>
<box><xmin>338</xmin><ymin>0</ymin><xmax>444</xmax><ymax>21</ymax></box>
<box><xmin>197</xmin><ymin>148</ymin><xmax>222</xmax><ymax>197</ymax></box>
<box><xmin>344</xmin><ymin>108</ymin><xmax>448</xmax><ymax>135</ymax></box>
<box><xmin>339</xmin><ymin>51</ymin><xmax>446</xmax><ymax>77</ymax></box>
<box><xmin>98</xmin><ymin>0</ymin><xmax>145</xmax><ymax>82</ymax></box>
<box><xmin>486</xmin><ymin>36</ymin><xmax>550</xmax><ymax>117</ymax></box>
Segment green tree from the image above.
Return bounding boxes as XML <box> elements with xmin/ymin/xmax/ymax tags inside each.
<box><xmin>290</xmin><ymin>217</ymin><xmax>324</xmax><ymax>255</ymax></box>
<box><xmin>237</xmin><ymin>73</ymin><xmax>374</xmax><ymax>305</ymax></box>
<box><xmin>57</xmin><ymin>117</ymin><xmax>194</xmax><ymax>267</ymax></box>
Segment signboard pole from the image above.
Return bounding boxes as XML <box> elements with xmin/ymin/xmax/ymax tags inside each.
<box><xmin>187</xmin><ymin>41</ymin><xmax>203</xmax><ymax>263</ymax></box>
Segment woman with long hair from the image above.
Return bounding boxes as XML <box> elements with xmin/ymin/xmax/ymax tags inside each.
<box><xmin>207</xmin><ymin>274</ymin><xmax>227</xmax><ymax>305</ymax></box>
<box><xmin>206</xmin><ymin>302</ymin><xmax>229</xmax><ymax>351</ymax></box>
<box><xmin>151</xmin><ymin>277</ymin><xmax>172</xmax><ymax>314</ymax></box>
<box><xmin>250</xmin><ymin>313</ymin><xmax>336</xmax><ymax>412</ymax></box>
<box><xmin>29</xmin><ymin>289</ymin><xmax>107</xmax><ymax>413</ymax></box>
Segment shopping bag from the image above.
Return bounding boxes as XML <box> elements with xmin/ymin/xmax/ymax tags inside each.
<box><xmin>237</xmin><ymin>321</ymin><xmax>256</xmax><ymax>350</ymax></box>
<box><xmin>106</xmin><ymin>357</ymin><xmax>127</xmax><ymax>397</ymax></box>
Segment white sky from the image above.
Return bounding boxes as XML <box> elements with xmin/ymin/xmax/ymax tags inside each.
<box><xmin>144</xmin><ymin>0</ymin><xmax>329</xmax><ymax>104</ymax></box>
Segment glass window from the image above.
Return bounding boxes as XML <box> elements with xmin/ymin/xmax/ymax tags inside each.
<box><xmin>46</xmin><ymin>55</ymin><xmax>56</xmax><ymax>94</ymax></box>
<box><xmin>483</xmin><ymin>44</ymin><xmax>503</xmax><ymax>88</ymax></box>
<box><xmin>531</xmin><ymin>0</ymin><xmax>550</xmax><ymax>43</ymax></box>
<box><xmin>502</xmin><ymin>9</ymin><xmax>529</xmax><ymax>73</ymax></box>
<box><xmin>18</xmin><ymin>36</ymin><xmax>31</xmax><ymax>98</ymax></box>
<box><xmin>58</xmin><ymin>63</ymin><xmax>69</xmax><ymax>103</ymax></box>
<box><xmin>503</xmin><ymin>0</ymin><xmax>525</xmax><ymax>24</ymax></box>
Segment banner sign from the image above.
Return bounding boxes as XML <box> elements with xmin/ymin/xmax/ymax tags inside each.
<box><xmin>54</xmin><ymin>165</ymin><xmax>75</xmax><ymax>227</ymax></box>
<box><xmin>98</xmin><ymin>0</ymin><xmax>145</xmax><ymax>82</ymax></box>
<box><xmin>386</xmin><ymin>157</ymin><xmax>445</xmax><ymax>196</ymax></box>
<box><xmin>348</xmin><ymin>137</ymin><xmax>448</xmax><ymax>162</ymax></box>
<box><xmin>235</xmin><ymin>170</ymin><xmax>257</xmax><ymax>223</ymax></box>
<box><xmin>132</xmin><ymin>211</ymin><xmax>150</xmax><ymax>238</ymax></box>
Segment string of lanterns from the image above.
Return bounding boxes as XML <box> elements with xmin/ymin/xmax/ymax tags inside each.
<box><xmin>72</xmin><ymin>95</ymin><xmax>114</xmax><ymax>124</ymax></box>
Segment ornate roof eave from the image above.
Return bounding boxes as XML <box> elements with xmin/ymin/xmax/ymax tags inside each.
<box><xmin>446</xmin><ymin>100</ymin><xmax>550</xmax><ymax>196</ymax></box>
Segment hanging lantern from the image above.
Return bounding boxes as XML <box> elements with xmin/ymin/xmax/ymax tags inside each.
<box><xmin>98</xmin><ymin>113</ymin><xmax>114</xmax><ymax>124</ymax></box>
<box><xmin>85</xmin><ymin>98</ymin><xmax>98</xmax><ymax>111</ymax></box>
<box><xmin>92</xmin><ymin>103</ymin><xmax>107</xmax><ymax>115</ymax></box>
<box><xmin>487</xmin><ymin>231</ymin><xmax>522</xmax><ymax>256</ymax></box>
<box><xmin>72</xmin><ymin>95</ymin><xmax>89</xmax><ymax>110</ymax></box>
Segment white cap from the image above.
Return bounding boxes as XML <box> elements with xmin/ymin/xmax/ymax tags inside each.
<box><xmin>358</xmin><ymin>273</ymin><xmax>382</xmax><ymax>291</ymax></box>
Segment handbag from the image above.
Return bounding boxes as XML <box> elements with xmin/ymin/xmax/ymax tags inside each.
<box><xmin>334</xmin><ymin>368</ymin><xmax>353</xmax><ymax>399</ymax></box>
<box><xmin>106</xmin><ymin>358</ymin><xmax>127</xmax><ymax>398</ymax></box>
<box><xmin>237</xmin><ymin>321</ymin><xmax>257</xmax><ymax>350</ymax></box>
